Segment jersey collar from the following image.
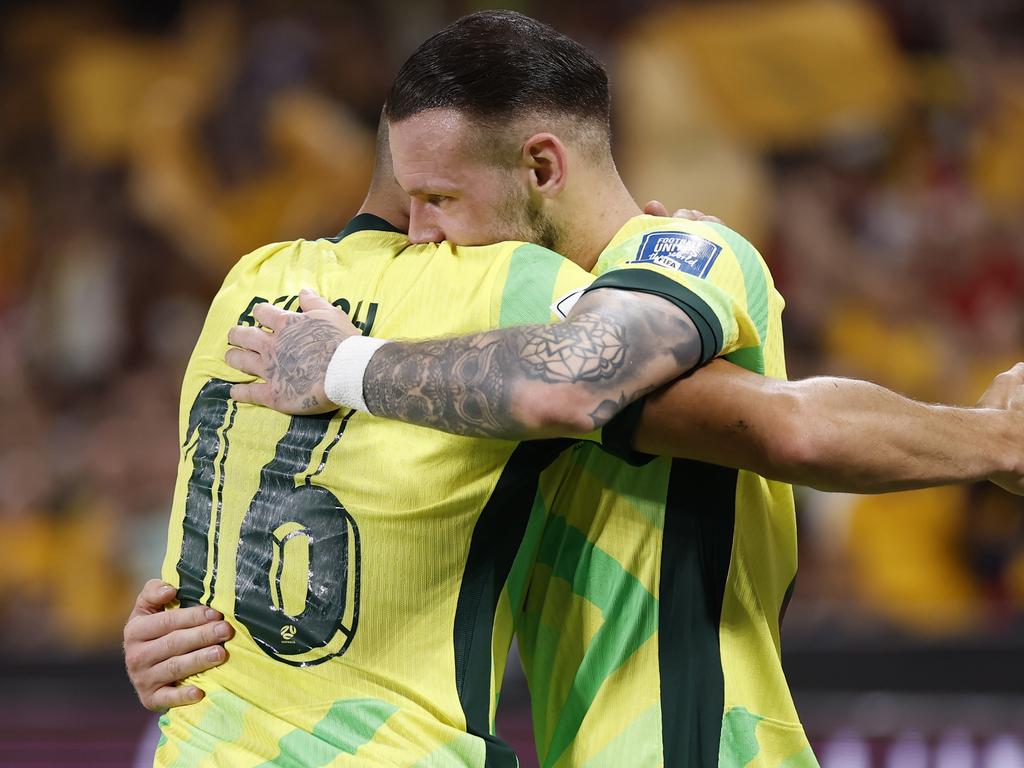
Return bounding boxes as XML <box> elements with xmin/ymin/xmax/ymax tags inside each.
<box><xmin>331</xmin><ymin>213</ymin><xmax>406</xmax><ymax>241</ymax></box>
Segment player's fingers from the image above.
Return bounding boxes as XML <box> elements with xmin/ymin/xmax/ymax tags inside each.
<box><xmin>129</xmin><ymin>580</ymin><xmax>177</xmax><ymax>621</ymax></box>
<box><xmin>298</xmin><ymin>288</ymin><xmax>335</xmax><ymax>313</ymax></box>
<box><xmin>126</xmin><ymin>604</ymin><xmax>222</xmax><ymax>642</ymax></box>
<box><xmin>643</xmin><ymin>200</ymin><xmax>670</xmax><ymax>217</ymax></box>
<box><xmin>1006</xmin><ymin>362</ymin><xmax>1024</xmax><ymax>382</ymax></box>
<box><xmin>137</xmin><ymin>621</ymin><xmax>233</xmax><ymax>670</ymax></box>
<box><xmin>224</xmin><ymin>348</ymin><xmax>265</xmax><ymax>379</ymax></box>
<box><xmin>147</xmin><ymin>684</ymin><xmax>205</xmax><ymax>712</ymax></box>
<box><xmin>150</xmin><ymin>645</ymin><xmax>229</xmax><ymax>690</ymax></box>
<box><xmin>1006</xmin><ymin>388</ymin><xmax>1024</xmax><ymax>411</ymax></box>
<box><xmin>984</xmin><ymin>364</ymin><xmax>1024</xmax><ymax>402</ymax></box>
<box><xmin>227</xmin><ymin>325</ymin><xmax>270</xmax><ymax>354</ymax></box>
<box><xmin>229</xmin><ymin>382</ymin><xmax>275</xmax><ymax>408</ymax></box>
<box><xmin>252</xmin><ymin>302</ymin><xmax>290</xmax><ymax>331</ymax></box>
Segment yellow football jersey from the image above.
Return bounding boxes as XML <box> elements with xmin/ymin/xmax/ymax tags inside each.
<box><xmin>514</xmin><ymin>216</ymin><xmax>817</xmax><ymax>768</ymax></box>
<box><xmin>155</xmin><ymin>215</ymin><xmax>597</xmax><ymax>768</ymax></box>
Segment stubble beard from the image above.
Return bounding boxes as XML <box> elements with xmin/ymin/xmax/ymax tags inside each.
<box><xmin>501</xmin><ymin>184</ymin><xmax>561</xmax><ymax>253</ymax></box>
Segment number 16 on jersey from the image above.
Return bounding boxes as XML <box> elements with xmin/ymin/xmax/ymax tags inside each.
<box><xmin>176</xmin><ymin>379</ymin><xmax>361</xmax><ymax>667</ymax></box>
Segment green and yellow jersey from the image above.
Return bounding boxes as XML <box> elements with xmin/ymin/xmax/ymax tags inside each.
<box><xmin>514</xmin><ymin>216</ymin><xmax>816</xmax><ymax>768</ymax></box>
<box><xmin>155</xmin><ymin>214</ymin><xmax>597</xmax><ymax>768</ymax></box>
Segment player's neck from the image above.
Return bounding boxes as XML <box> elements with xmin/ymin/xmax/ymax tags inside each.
<box><xmin>358</xmin><ymin>186</ymin><xmax>410</xmax><ymax>233</ymax></box>
<box><xmin>556</xmin><ymin>172</ymin><xmax>641</xmax><ymax>272</ymax></box>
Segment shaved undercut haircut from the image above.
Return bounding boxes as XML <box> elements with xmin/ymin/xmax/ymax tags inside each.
<box><xmin>385</xmin><ymin>10</ymin><xmax>612</xmax><ymax>159</ymax></box>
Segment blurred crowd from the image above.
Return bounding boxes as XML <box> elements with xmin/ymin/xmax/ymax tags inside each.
<box><xmin>1</xmin><ymin>0</ymin><xmax>1023</xmax><ymax>657</ymax></box>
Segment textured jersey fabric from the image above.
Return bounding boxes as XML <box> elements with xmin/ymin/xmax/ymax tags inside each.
<box><xmin>513</xmin><ymin>216</ymin><xmax>816</xmax><ymax>768</ymax></box>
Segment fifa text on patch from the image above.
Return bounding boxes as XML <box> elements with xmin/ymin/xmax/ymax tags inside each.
<box><xmin>629</xmin><ymin>231</ymin><xmax>722</xmax><ymax>278</ymax></box>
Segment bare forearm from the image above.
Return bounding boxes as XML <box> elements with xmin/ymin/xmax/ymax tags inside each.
<box><xmin>634</xmin><ymin>361</ymin><xmax>1019</xmax><ymax>492</ymax></box>
<box><xmin>780</xmin><ymin>378</ymin><xmax>1016</xmax><ymax>492</ymax></box>
<box><xmin>363</xmin><ymin>290</ymin><xmax>700</xmax><ymax>439</ymax></box>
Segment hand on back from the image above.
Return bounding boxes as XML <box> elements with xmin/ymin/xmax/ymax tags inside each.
<box><xmin>124</xmin><ymin>580</ymin><xmax>232</xmax><ymax>711</ymax></box>
<box><xmin>227</xmin><ymin>288</ymin><xmax>357</xmax><ymax>415</ymax></box>
<box><xmin>643</xmin><ymin>200</ymin><xmax>724</xmax><ymax>224</ymax></box>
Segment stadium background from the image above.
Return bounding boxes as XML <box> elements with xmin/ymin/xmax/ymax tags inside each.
<box><xmin>2</xmin><ymin>0</ymin><xmax>1023</xmax><ymax>765</ymax></box>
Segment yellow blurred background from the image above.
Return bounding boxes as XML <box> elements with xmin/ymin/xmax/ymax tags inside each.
<box><xmin>2</xmin><ymin>0</ymin><xmax>1023</xmax><ymax>764</ymax></box>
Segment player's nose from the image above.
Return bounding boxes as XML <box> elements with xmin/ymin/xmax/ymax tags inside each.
<box><xmin>408</xmin><ymin>227</ymin><xmax>444</xmax><ymax>244</ymax></box>
<box><xmin>408</xmin><ymin>199</ymin><xmax>445</xmax><ymax>244</ymax></box>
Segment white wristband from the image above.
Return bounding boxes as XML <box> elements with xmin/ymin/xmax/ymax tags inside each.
<box><xmin>324</xmin><ymin>335</ymin><xmax>390</xmax><ymax>411</ymax></box>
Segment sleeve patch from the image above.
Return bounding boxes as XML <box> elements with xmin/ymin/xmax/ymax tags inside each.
<box><xmin>628</xmin><ymin>231</ymin><xmax>722</xmax><ymax>278</ymax></box>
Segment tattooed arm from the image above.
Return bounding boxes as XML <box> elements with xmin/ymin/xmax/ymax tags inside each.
<box><xmin>227</xmin><ymin>287</ymin><xmax>702</xmax><ymax>439</ymax></box>
<box><xmin>225</xmin><ymin>291</ymin><xmax>1024</xmax><ymax>494</ymax></box>
<box><xmin>361</xmin><ymin>289</ymin><xmax>700</xmax><ymax>438</ymax></box>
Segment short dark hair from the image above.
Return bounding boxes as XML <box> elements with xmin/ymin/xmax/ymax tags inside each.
<box><xmin>385</xmin><ymin>11</ymin><xmax>611</xmax><ymax>138</ymax></box>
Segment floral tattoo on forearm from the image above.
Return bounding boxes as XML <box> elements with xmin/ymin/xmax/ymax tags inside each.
<box><xmin>362</xmin><ymin>290</ymin><xmax>699</xmax><ymax>439</ymax></box>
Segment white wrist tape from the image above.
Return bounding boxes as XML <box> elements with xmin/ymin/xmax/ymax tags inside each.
<box><xmin>324</xmin><ymin>336</ymin><xmax>390</xmax><ymax>411</ymax></box>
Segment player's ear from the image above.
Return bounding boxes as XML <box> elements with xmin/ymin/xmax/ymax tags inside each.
<box><xmin>522</xmin><ymin>133</ymin><xmax>567</xmax><ymax>198</ymax></box>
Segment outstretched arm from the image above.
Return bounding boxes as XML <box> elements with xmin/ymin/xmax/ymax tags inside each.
<box><xmin>630</xmin><ymin>360</ymin><xmax>1024</xmax><ymax>495</ymax></box>
<box><xmin>228</xmin><ymin>287</ymin><xmax>702</xmax><ymax>439</ymax></box>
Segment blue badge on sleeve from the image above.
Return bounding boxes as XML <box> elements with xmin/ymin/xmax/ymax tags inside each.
<box><xmin>628</xmin><ymin>231</ymin><xmax>722</xmax><ymax>278</ymax></box>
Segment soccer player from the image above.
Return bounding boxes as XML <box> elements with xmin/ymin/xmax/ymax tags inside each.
<box><xmin>147</xmin><ymin>123</ymin><xmax>618</xmax><ymax>765</ymax></box>
<box><xmin>219</xmin><ymin>12</ymin><xmax>1024</xmax><ymax>768</ymax></box>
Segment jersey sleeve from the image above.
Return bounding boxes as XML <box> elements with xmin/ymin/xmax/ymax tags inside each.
<box><xmin>585</xmin><ymin>223</ymin><xmax>763</xmax><ymax>366</ymax></box>
<box><xmin>592</xmin><ymin>221</ymin><xmax>781</xmax><ymax>462</ymax></box>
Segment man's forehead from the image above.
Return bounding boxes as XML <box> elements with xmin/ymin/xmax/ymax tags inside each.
<box><xmin>389</xmin><ymin>110</ymin><xmax>498</xmax><ymax>186</ymax></box>
<box><xmin>389</xmin><ymin>109</ymin><xmax>474</xmax><ymax>156</ymax></box>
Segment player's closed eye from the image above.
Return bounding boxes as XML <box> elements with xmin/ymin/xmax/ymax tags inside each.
<box><xmin>425</xmin><ymin>194</ymin><xmax>451</xmax><ymax>206</ymax></box>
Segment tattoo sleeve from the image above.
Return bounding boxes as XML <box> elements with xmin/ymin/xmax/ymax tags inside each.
<box><xmin>362</xmin><ymin>289</ymin><xmax>702</xmax><ymax>439</ymax></box>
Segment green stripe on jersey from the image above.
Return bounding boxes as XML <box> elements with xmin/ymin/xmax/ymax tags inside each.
<box><xmin>156</xmin><ymin>717</ymin><xmax>168</xmax><ymax>750</ymax></box>
<box><xmin>708</xmin><ymin>223</ymin><xmax>769</xmax><ymax>374</ymax></box>
<box><xmin>409</xmin><ymin>733</ymin><xmax>487</xmax><ymax>767</ymax></box>
<box><xmin>506</xmin><ymin>491</ymin><xmax>555</xmax><ymax>612</ymax></box>
<box><xmin>165</xmin><ymin>691</ymin><xmax>247</xmax><ymax>768</ymax></box>
<box><xmin>530</xmin><ymin>515</ymin><xmax>658</xmax><ymax>766</ymax></box>
<box><xmin>719</xmin><ymin>707</ymin><xmax>763</xmax><ymax>768</ymax></box>
<box><xmin>570</xmin><ymin>447</ymin><xmax>669</xmax><ymax>531</ymax></box>
<box><xmin>580</xmin><ymin>703</ymin><xmax>663</xmax><ymax>768</ymax></box>
<box><xmin>257</xmin><ymin>698</ymin><xmax>398</xmax><ymax>768</ymax></box>
<box><xmin>499</xmin><ymin>244</ymin><xmax>563</xmax><ymax>327</ymax></box>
